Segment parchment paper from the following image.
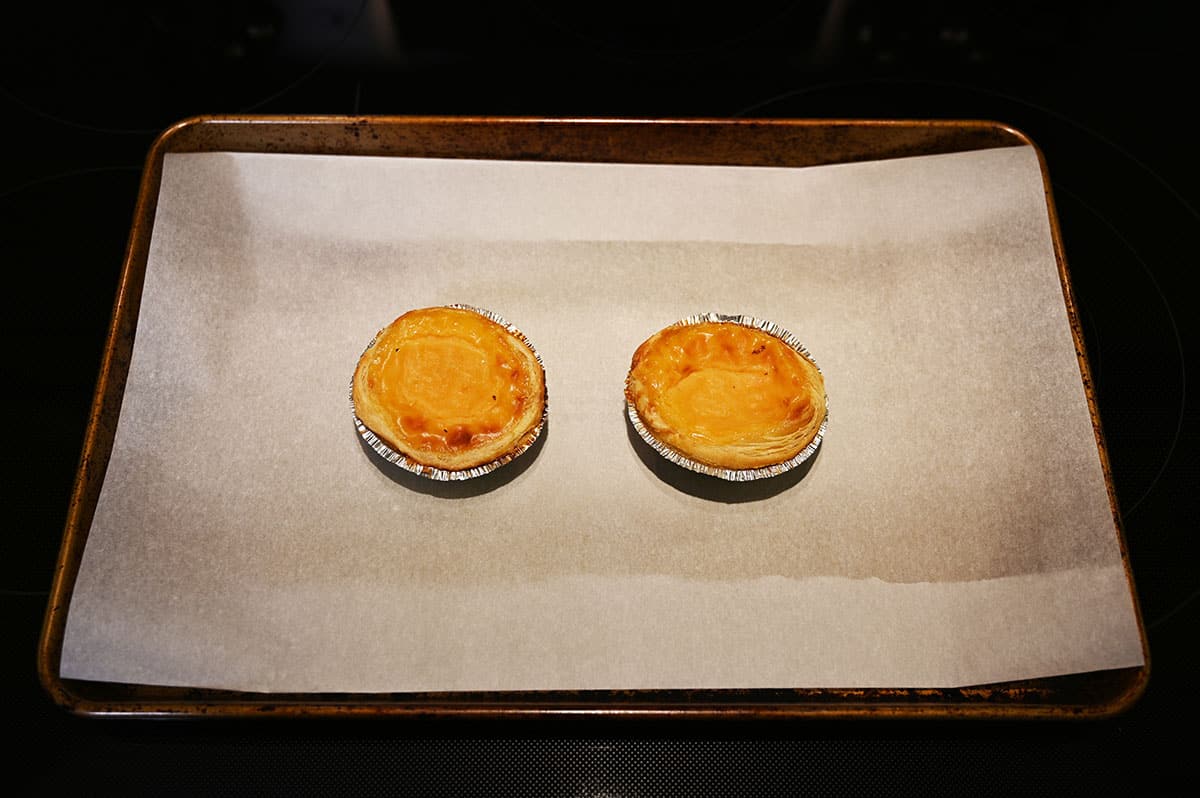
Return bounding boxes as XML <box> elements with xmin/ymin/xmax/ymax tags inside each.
<box><xmin>60</xmin><ymin>145</ymin><xmax>1145</xmax><ymax>691</ymax></box>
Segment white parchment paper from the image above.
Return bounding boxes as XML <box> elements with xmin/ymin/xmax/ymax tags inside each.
<box><xmin>60</xmin><ymin>145</ymin><xmax>1145</xmax><ymax>691</ymax></box>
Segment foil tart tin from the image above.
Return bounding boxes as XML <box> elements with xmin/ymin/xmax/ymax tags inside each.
<box><xmin>350</xmin><ymin>303</ymin><xmax>548</xmax><ymax>481</ymax></box>
<box><xmin>625</xmin><ymin>312</ymin><xmax>828</xmax><ymax>482</ymax></box>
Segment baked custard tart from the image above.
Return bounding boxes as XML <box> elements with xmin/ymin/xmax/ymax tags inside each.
<box><xmin>352</xmin><ymin>305</ymin><xmax>546</xmax><ymax>479</ymax></box>
<box><xmin>625</xmin><ymin>313</ymin><xmax>827</xmax><ymax>479</ymax></box>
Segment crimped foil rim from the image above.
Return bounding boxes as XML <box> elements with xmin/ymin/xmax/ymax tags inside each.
<box><xmin>350</xmin><ymin>304</ymin><xmax>548</xmax><ymax>481</ymax></box>
<box><xmin>625</xmin><ymin>312</ymin><xmax>828</xmax><ymax>482</ymax></box>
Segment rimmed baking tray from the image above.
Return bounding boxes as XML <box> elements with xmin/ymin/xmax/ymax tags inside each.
<box><xmin>37</xmin><ymin>116</ymin><xmax>1148</xmax><ymax>719</ymax></box>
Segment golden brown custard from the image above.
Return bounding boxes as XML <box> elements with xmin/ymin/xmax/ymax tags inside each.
<box><xmin>625</xmin><ymin>320</ymin><xmax>826</xmax><ymax>471</ymax></box>
<box><xmin>352</xmin><ymin>306</ymin><xmax>545</xmax><ymax>471</ymax></box>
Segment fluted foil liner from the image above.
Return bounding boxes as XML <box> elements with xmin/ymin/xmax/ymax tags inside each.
<box><xmin>350</xmin><ymin>304</ymin><xmax>548</xmax><ymax>481</ymax></box>
<box><xmin>626</xmin><ymin>312</ymin><xmax>828</xmax><ymax>482</ymax></box>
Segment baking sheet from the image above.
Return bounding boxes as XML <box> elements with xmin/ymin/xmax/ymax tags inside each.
<box><xmin>58</xmin><ymin>145</ymin><xmax>1144</xmax><ymax>692</ymax></box>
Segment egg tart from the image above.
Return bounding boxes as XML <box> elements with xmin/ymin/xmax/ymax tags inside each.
<box><xmin>352</xmin><ymin>305</ymin><xmax>546</xmax><ymax>478</ymax></box>
<box><xmin>625</xmin><ymin>314</ymin><xmax>827</xmax><ymax>478</ymax></box>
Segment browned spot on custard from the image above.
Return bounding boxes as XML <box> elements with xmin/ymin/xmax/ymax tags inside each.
<box><xmin>788</xmin><ymin>399</ymin><xmax>815</xmax><ymax>425</ymax></box>
<box><xmin>400</xmin><ymin>414</ymin><xmax>428</xmax><ymax>433</ymax></box>
<box><xmin>447</xmin><ymin>426</ymin><xmax>474</xmax><ymax>448</ymax></box>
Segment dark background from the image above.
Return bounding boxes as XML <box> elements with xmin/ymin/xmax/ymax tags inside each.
<box><xmin>4</xmin><ymin>1</ymin><xmax>1195</xmax><ymax>794</ymax></box>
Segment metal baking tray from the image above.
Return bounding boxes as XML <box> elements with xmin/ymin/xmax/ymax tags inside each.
<box><xmin>37</xmin><ymin>116</ymin><xmax>1149</xmax><ymax>719</ymax></box>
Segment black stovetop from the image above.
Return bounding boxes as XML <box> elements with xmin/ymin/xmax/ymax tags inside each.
<box><xmin>4</xmin><ymin>2</ymin><xmax>1195</xmax><ymax>793</ymax></box>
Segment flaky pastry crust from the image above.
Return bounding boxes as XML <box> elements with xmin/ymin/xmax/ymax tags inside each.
<box><xmin>625</xmin><ymin>320</ymin><xmax>826</xmax><ymax>471</ymax></box>
<box><xmin>352</xmin><ymin>306</ymin><xmax>545</xmax><ymax>471</ymax></box>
